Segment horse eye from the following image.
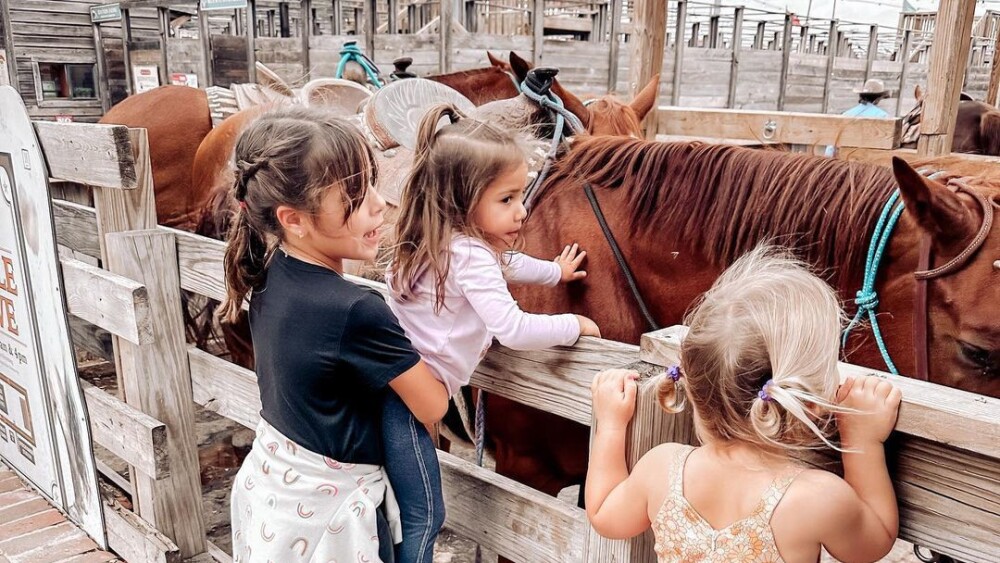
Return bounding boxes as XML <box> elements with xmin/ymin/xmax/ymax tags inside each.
<box><xmin>958</xmin><ymin>340</ymin><xmax>993</xmax><ymax>369</ymax></box>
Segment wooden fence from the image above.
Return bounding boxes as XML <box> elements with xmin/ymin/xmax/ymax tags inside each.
<box><xmin>31</xmin><ymin>118</ymin><xmax>1000</xmax><ymax>561</ymax></box>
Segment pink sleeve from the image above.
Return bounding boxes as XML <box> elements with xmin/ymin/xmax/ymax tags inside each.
<box><xmin>454</xmin><ymin>241</ymin><xmax>580</xmax><ymax>350</ymax></box>
<box><xmin>502</xmin><ymin>252</ymin><xmax>561</xmax><ymax>286</ymax></box>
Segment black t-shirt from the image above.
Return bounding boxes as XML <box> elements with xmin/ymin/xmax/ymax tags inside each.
<box><xmin>250</xmin><ymin>251</ymin><xmax>420</xmax><ymax>465</ymax></box>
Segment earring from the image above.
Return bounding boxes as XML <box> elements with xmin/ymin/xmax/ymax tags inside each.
<box><xmin>297</xmin><ymin>231</ymin><xmax>305</xmax><ymax>239</ymax></box>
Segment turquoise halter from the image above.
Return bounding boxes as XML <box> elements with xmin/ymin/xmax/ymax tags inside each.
<box><xmin>335</xmin><ymin>42</ymin><xmax>383</xmax><ymax>89</ymax></box>
<box><xmin>842</xmin><ymin>189</ymin><xmax>906</xmax><ymax>374</ymax></box>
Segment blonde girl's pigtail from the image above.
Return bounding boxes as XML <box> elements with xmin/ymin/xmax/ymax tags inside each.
<box><xmin>748</xmin><ymin>377</ymin><xmax>844</xmax><ymax>451</ymax></box>
<box><xmin>655</xmin><ymin>365</ymin><xmax>687</xmax><ymax>414</ymax></box>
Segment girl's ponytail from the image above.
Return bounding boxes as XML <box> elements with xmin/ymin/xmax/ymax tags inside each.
<box><xmin>219</xmin><ymin>181</ymin><xmax>269</xmax><ymax>323</ymax></box>
<box><xmin>414</xmin><ymin>104</ymin><xmax>464</xmax><ymax>155</ymax></box>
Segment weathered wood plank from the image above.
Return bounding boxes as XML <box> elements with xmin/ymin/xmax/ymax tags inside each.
<box><xmin>33</xmin><ymin>122</ymin><xmax>137</xmax><ymax>189</ymax></box>
<box><xmin>439</xmin><ymin>451</ymin><xmax>588</xmax><ymax>563</ymax></box>
<box><xmin>52</xmin><ymin>200</ymin><xmax>101</xmax><ymax>259</ymax></box>
<box><xmin>187</xmin><ymin>347</ymin><xmax>261</xmax><ymax>431</ymax></box>
<box><xmin>472</xmin><ymin>338</ymin><xmax>638</xmax><ymax>426</ymax></box>
<box><xmin>83</xmin><ymin>381</ymin><xmax>169</xmax><ymax>480</ymax></box>
<box><xmin>61</xmin><ymin>257</ymin><xmax>152</xmax><ymax>345</ymax></box>
<box><xmin>102</xmin><ymin>493</ymin><xmax>181</xmax><ymax>563</ymax></box>
<box><xmin>656</xmin><ymin>106</ymin><xmax>902</xmax><ymax>149</ymax></box>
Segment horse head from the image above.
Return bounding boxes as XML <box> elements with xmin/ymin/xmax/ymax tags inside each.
<box><xmin>890</xmin><ymin>157</ymin><xmax>1000</xmax><ymax>395</ymax></box>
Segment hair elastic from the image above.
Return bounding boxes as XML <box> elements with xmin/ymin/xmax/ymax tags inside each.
<box><xmin>758</xmin><ymin>379</ymin><xmax>775</xmax><ymax>402</ymax></box>
<box><xmin>667</xmin><ymin>365</ymin><xmax>682</xmax><ymax>382</ymax></box>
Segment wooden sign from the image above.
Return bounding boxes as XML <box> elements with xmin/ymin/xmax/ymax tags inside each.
<box><xmin>0</xmin><ymin>86</ymin><xmax>104</xmax><ymax>547</ymax></box>
<box><xmin>200</xmin><ymin>0</ymin><xmax>248</xmax><ymax>10</ymax></box>
<box><xmin>90</xmin><ymin>3</ymin><xmax>122</xmax><ymax>23</ymax></box>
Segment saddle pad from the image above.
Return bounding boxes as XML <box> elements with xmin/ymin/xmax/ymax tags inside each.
<box><xmin>364</xmin><ymin>78</ymin><xmax>475</xmax><ymax>150</ymax></box>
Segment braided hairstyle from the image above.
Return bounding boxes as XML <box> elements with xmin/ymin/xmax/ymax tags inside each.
<box><xmin>219</xmin><ymin>107</ymin><xmax>377</xmax><ymax>322</ymax></box>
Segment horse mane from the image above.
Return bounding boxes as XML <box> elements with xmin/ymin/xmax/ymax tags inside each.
<box><xmin>582</xmin><ymin>96</ymin><xmax>641</xmax><ymax>136</ymax></box>
<box><xmin>543</xmin><ymin>137</ymin><xmax>900</xmax><ymax>289</ymax></box>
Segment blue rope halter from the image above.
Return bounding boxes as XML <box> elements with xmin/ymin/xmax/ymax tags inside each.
<box><xmin>842</xmin><ymin>189</ymin><xmax>905</xmax><ymax>374</ymax></box>
<box><xmin>335</xmin><ymin>42</ymin><xmax>383</xmax><ymax>89</ymax></box>
<box><xmin>520</xmin><ymin>78</ymin><xmax>585</xmax><ymax>209</ymax></box>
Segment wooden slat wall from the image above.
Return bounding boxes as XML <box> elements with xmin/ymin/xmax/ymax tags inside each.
<box><xmin>9</xmin><ymin>0</ymin><xmax>159</xmax><ymax>121</ymax></box>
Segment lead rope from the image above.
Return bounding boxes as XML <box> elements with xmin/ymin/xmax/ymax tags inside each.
<box><xmin>521</xmin><ymin>79</ymin><xmax>585</xmax><ymax>210</ymax></box>
<box><xmin>842</xmin><ymin>189</ymin><xmax>906</xmax><ymax>374</ymax></box>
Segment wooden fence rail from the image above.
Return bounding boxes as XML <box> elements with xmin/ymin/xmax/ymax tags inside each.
<box><xmin>49</xmin><ymin>191</ymin><xmax>1000</xmax><ymax>562</ymax></box>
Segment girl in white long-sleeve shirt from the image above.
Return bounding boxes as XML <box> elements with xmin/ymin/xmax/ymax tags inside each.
<box><xmin>384</xmin><ymin>103</ymin><xmax>600</xmax><ymax>562</ymax></box>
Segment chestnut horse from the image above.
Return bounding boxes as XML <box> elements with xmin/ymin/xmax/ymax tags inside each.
<box><xmin>488</xmin><ymin>137</ymin><xmax>1000</xmax><ymax>502</ymax></box>
<box><xmin>99</xmin><ymin>85</ymin><xmax>214</xmax><ymax>231</ymax></box>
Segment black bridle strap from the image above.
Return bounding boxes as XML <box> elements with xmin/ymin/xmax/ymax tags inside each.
<box><xmin>583</xmin><ymin>182</ymin><xmax>660</xmax><ymax>332</ymax></box>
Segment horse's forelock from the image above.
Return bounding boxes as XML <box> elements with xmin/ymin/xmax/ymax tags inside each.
<box><xmin>584</xmin><ymin>97</ymin><xmax>642</xmax><ymax>137</ymax></box>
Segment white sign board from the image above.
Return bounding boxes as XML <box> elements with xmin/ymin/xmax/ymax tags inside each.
<box><xmin>0</xmin><ymin>86</ymin><xmax>104</xmax><ymax>547</ymax></box>
<box><xmin>133</xmin><ymin>65</ymin><xmax>161</xmax><ymax>94</ymax></box>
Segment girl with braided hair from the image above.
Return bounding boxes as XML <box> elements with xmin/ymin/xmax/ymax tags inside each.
<box><xmin>222</xmin><ymin>107</ymin><xmax>448</xmax><ymax>562</ymax></box>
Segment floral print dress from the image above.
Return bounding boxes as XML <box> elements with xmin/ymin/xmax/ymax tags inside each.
<box><xmin>652</xmin><ymin>445</ymin><xmax>803</xmax><ymax>563</ymax></box>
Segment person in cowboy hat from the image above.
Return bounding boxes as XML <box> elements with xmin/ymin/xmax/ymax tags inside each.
<box><xmin>825</xmin><ymin>79</ymin><xmax>891</xmax><ymax>156</ymax></box>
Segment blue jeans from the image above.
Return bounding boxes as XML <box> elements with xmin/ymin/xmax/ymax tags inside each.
<box><xmin>382</xmin><ymin>392</ymin><xmax>445</xmax><ymax>563</ymax></box>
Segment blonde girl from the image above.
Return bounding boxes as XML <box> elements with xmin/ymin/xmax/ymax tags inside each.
<box><xmin>385</xmin><ymin>103</ymin><xmax>601</xmax><ymax>562</ymax></box>
<box><xmin>221</xmin><ymin>107</ymin><xmax>448</xmax><ymax>563</ymax></box>
<box><xmin>586</xmin><ymin>246</ymin><xmax>902</xmax><ymax>563</ymax></box>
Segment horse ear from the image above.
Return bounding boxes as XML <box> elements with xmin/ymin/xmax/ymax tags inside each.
<box><xmin>891</xmin><ymin>157</ymin><xmax>978</xmax><ymax>244</ymax></box>
<box><xmin>630</xmin><ymin>74</ymin><xmax>661</xmax><ymax>121</ymax></box>
<box><xmin>914</xmin><ymin>84</ymin><xmax>924</xmax><ymax>102</ymax></box>
<box><xmin>487</xmin><ymin>52</ymin><xmax>504</xmax><ymax>69</ymax></box>
<box><xmin>509</xmin><ymin>52</ymin><xmax>532</xmax><ymax>83</ymax></box>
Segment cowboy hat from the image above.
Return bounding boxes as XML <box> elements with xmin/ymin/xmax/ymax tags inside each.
<box><xmin>854</xmin><ymin>78</ymin><xmax>889</xmax><ymax>96</ymax></box>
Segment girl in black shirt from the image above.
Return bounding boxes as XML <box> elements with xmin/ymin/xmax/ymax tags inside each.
<box><xmin>220</xmin><ymin>107</ymin><xmax>448</xmax><ymax>563</ymax></box>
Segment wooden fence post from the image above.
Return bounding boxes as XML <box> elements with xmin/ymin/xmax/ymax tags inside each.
<box><xmin>331</xmin><ymin>0</ymin><xmax>342</xmax><ymax>34</ymax></box>
<box><xmin>670</xmin><ymin>0</ymin><xmax>686</xmax><ymax>106</ymax></box>
<box><xmin>777</xmin><ymin>13</ymin><xmax>792</xmax><ymax>111</ymax></box>
<box><xmin>104</xmin><ymin>230</ymin><xmax>206</xmax><ymax>558</ymax></box>
<box><xmin>987</xmin><ymin>22</ymin><xmax>1000</xmax><ymax>106</ymax></box>
<box><xmin>245</xmin><ymin>0</ymin><xmax>257</xmax><ymax>82</ymax></box>
<box><xmin>896</xmin><ymin>29</ymin><xmax>912</xmax><ymax>116</ymax></box>
<box><xmin>863</xmin><ymin>24</ymin><xmax>877</xmax><ymax>83</ymax></box>
<box><xmin>532</xmin><ymin>0</ymin><xmax>544</xmax><ymax>66</ymax></box>
<box><xmin>366</xmin><ymin>0</ymin><xmax>376</xmax><ymax>67</ymax></box>
<box><xmin>753</xmin><ymin>20</ymin><xmax>765</xmax><ymax>49</ymax></box>
<box><xmin>157</xmin><ymin>7</ymin><xmax>170</xmax><ymax>86</ymax></box>
<box><xmin>441</xmin><ymin>0</ymin><xmax>453</xmax><ymax>72</ymax></box>
<box><xmin>821</xmin><ymin>19</ymin><xmax>837</xmax><ymax>113</ymax></box>
<box><xmin>917</xmin><ymin>0</ymin><xmax>975</xmax><ymax>156</ymax></box>
<box><xmin>630</xmin><ymin>0</ymin><xmax>666</xmax><ymax>137</ymax></box>
<box><xmin>300</xmin><ymin>0</ymin><xmax>312</xmax><ymax>76</ymax></box>
<box><xmin>199</xmin><ymin>6</ymin><xmax>214</xmax><ymax>87</ymax></box>
<box><xmin>121</xmin><ymin>8</ymin><xmax>134</xmax><ymax>95</ymax></box>
<box><xmin>584</xmin><ymin>332</ymin><xmax>695</xmax><ymax>562</ymax></box>
<box><xmin>606</xmin><ymin>0</ymin><xmax>623</xmax><ymax>93</ymax></box>
<box><xmin>727</xmin><ymin>6</ymin><xmax>743</xmax><ymax>108</ymax></box>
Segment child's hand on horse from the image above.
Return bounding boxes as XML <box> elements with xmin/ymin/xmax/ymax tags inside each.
<box><xmin>835</xmin><ymin>375</ymin><xmax>902</xmax><ymax>448</ymax></box>
<box><xmin>555</xmin><ymin>243</ymin><xmax>587</xmax><ymax>283</ymax></box>
<box><xmin>591</xmin><ymin>369</ymin><xmax>639</xmax><ymax>432</ymax></box>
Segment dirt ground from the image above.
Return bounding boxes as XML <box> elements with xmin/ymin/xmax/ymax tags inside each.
<box><xmin>79</xmin><ymin>358</ymin><xmax>920</xmax><ymax>563</ymax></box>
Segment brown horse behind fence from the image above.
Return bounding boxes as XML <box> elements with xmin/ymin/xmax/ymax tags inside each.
<box><xmin>489</xmin><ymin>137</ymin><xmax>1000</xmax><ymax>502</ymax></box>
